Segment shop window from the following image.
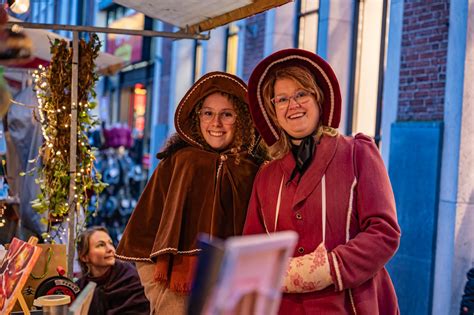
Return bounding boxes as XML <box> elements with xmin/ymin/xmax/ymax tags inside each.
<box><xmin>106</xmin><ymin>9</ymin><xmax>116</xmax><ymax>26</ymax></box>
<box><xmin>105</xmin><ymin>6</ymin><xmax>145</xmax><ymax>64</ymax></box>
<box><xmin>296</xmin><ymin>0</ymin><xmax>319</xmax><ymax>52</ymax></box>
<box><xmin>119</xmin><ymin>88</ymin><xmax>131</xmax><ymax>124</ymax></box>
<box><xmin>225</xmin><ymin>23</ymin><xmax>239</xmax><ymax>75</ymax></box>
<box><xmin>193</xmin><ymin>40</ymin><xmax>203</xmax><ymax>82</ymax></box>
<box><xmin>131</xmin><ymin>84</ymin><xmax>147</xmax><ymax>138</ymax></box>
<box><xmin>347</xmin><ymin>0</ymin><xmax>388</xmax><ymax>144</ymax></box>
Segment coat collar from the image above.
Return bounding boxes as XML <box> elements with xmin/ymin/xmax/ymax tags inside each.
<box><xmin>279</xmin><ymin>134</ymin><xmax>339</xmax><ymax>207</ymax></box>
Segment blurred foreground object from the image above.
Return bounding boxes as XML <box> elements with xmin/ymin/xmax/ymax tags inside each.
<box><xmin>188</xmin><ymin>231</ymin><xmax>298</xmax><ymax>315</ymax></box>
<box><xmin>0</xmin><ymin>5</ymin><xmax>33</xmax><ymax>66</ymax></box>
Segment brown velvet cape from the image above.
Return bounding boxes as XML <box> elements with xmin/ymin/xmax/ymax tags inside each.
<box><xmin>115</xmin><ymin>145</ymin><xmax>259</xmax><ymax>291</ymax></box>
<box><xmin>116</xmin><ymin>71</ymin><xmax>260</xmax><ymax>292</ymax></box>
<box><xmin>116</xmin><ymin>145</ymin><xmax>259</xmax><ymax>260</ymax></box>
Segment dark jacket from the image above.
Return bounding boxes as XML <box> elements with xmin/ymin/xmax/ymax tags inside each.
<box><xmin>461</xmin><ymin>268</ymin><xmax>474</xmax><ymax>315</ymax></box>
<box><xmin>77</xmin><ymin>260</ymin><xmax>150</xmax><ymax>315</ymax></box>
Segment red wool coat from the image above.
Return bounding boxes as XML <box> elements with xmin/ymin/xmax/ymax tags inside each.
<box><xmin>244</xmin><ymin>133</ymin><xmax>400</xmax><ymax>315</ymax></box>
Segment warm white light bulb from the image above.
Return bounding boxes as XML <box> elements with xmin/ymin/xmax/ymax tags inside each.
<box><xmin>10</xmin><ymin>0</ymin><xmax>30</xmax><ymax>14</ymax></box>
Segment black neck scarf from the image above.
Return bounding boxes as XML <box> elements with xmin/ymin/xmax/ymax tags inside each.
<box><xmin>289</xmin><ymin>135</ymin><xmax>316</xmax><ymax>183</ymax></box>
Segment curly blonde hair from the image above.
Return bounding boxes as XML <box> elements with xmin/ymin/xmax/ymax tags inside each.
<box><xmin>191</xmin><ymin>91</ymin><xmax>257</xmax><ymax>163</ymax></box>
<box><xmin>261</xmin><ymin>66</ymin><xmax>338</xmax><ymax>159</ymax></box>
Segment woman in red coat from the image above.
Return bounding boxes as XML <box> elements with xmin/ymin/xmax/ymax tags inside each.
<box><xmin>243</xmin><ymin>49</ymin><xmax>401</xmax><ymax>314</ymax></box>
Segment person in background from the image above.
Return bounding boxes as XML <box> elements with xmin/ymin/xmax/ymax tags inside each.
<box><xmin>76</xmin><ymin>226</ymin><xmax>150</xmax><ymax>315</ymax></box>
<box><xmin>243</xmin><ymin>48</ymin><xmax>401</xmax><ymax>314</ymax></box>
<box><xmin>115</xmin><ymin>71</ymin><xmax>265</xmax><ymax>314</ymax></box>
<box><xmin>461</xmin><ymin>267</ymin><xmax>474</xmax><ymax>315</ymax></box>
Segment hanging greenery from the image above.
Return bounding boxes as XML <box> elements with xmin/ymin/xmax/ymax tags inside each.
<box><xmin>29</xmin><ymin>34</ymin><xmax>107</xmax><ymax>239</ymax></box>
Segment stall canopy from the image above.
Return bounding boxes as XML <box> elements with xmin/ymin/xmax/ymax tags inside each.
<box><xmin>113</xmin><ymin>0</ymin><xmax>292</xmax><ymax>34</ymax></box>
<box><xmin>4</xmin><ymin>17</ymin><xmax>125</xmax><ymax>88</ymax></box>
<box><xmin>3</xmin><ymin>0</ymin><xmax>293</xmax><ymax>84</ymax></box>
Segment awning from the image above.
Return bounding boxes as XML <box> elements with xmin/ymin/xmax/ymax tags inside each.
<box><xmin>2</xmin><ymin>1</ymin><xmax>293</xmax><ymax>87</ymax></box>
<box><xmin>3</xmin><ymin>16</ymin><xmax>126</xmax><ymax>86</ymax></box>
<box><xmin>113</xmin><ymin>0</ymin><xmax>292</xmax><ymax>33</ymax></box>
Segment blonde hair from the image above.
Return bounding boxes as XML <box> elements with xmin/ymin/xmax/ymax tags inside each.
<box><xmin>261</xmin><ymin>66</ymin><xmax>338</xmax><ymax>159</ymax></box>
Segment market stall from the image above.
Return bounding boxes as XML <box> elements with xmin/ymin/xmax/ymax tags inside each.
<box><xmin>3</xmin><ymin>17</ymin><xmax>125</xmax><ymax>88</ymax></box>
<box><xmin>0</xmin><ymin>1</ymin><xmax>293</xmax><ymax>309</ymax></box>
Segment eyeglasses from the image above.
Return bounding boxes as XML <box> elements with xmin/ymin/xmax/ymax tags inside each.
<box><xmin>198</xmin><ymin>109</ymin><xmax>237</xmax><ymax>125</ymax></box>
<box><xmin>271</xmin><ymin>90</ymin><xmax>313</xmax><ymax>109</ymax></box>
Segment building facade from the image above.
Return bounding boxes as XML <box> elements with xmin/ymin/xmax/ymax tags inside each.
<box><xmin>23</xmin><ymin>0</ymin><xmax>474</xmax><ymax>313</ymax></box>
<box><xmin>148</xmin><ymin>1</ymin><xmax>473</xmax><ymax>314</ymax></box>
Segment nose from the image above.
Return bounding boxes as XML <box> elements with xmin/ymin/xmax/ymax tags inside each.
<box><xmin>106</xmin><ymin>243</ymin><xmax>115</xmax><ymax>252</ymax></box>
<box><xmin>288</xmin><ymin>96</ymin><xmax>301</xmax><ymax>110</ymax></box>
<box><xmin>210</xmin><ymin>113</ymin><xmax>223</xmax><ymax>126</ymax></box>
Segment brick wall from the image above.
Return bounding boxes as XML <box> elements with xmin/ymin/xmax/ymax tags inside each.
<box><xmin>398</xmin><ymin>0</ymin><xmax>450</xmax><ymax>121</ymax></box>
<box><xmin>242</xmin><ymin>13</ymin><xmax>267</xmax><ymax>81</ymax></box>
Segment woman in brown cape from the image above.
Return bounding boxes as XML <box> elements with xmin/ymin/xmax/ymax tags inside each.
<box><xmin>115</xmin><ymin>72</ymin><xmax>264</xmax><ymax>313</ymax></box>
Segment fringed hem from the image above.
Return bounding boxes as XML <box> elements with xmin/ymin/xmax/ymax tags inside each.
<box><xmin>170</xmin><ymin>282</ymin><xmax>192</xmax><ymax>294</ymax></box>
<box><xmin>154</xmin><ymin>271</ymin><xmax>168</xmax><ymax>283</ymax></box>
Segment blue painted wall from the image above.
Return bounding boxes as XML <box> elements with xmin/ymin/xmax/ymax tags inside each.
<box><xmin>149</xmin><ymin>123</ymin><xmax>168</xmax><ymax>175</ymax></box>
<box><xmin>387</xmin><ymin>121</ymin><xmax>443</xmax><ymax>315</ymax></box>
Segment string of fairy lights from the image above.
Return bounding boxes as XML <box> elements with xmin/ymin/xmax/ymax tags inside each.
<box><xmin>25</xmin><ymin>37</ymin><xmax>107</xmax><ymax>243</ymax></box>
<box><xmin>0</xmin><ymin>204</ymin><xmax>6</xmax><ymax>228</ymax></box>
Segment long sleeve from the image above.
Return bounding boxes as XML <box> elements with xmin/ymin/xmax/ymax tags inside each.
<box><xmin>328</xmin><ymin>135</ymin><xmax>401</xmax><ymax>291</ymax></box>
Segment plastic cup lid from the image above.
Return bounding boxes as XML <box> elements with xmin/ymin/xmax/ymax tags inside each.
<box><xmin>33</xmin><ymin>294</ymin><xmax>71</xmax><ymax>306</ymax></box>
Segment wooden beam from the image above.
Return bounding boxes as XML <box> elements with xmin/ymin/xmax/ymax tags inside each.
<box><xmin>67</xmin><ymin>31</ymin><xmax>79</xmax><ymax>280</ymax></box>
<box><xmin>186</xmin><ymin>0</ymin><xmax>292</xmax><ymax>33</ymax></box>
<box><xmin>5</xmin><ymin>21</ymin><xmax>210</xmax><ymax>39</ymax></box>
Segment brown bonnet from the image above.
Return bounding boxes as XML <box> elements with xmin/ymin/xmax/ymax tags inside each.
<box><xmin>174</xmin><ymin>71</ymin><xmax>248</xmax><ymax>148</ymax></box>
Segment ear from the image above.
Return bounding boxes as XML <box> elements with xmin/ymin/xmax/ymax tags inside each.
<box><xmin>80</xmin><ymin>255</ymin><xmax>89</xmax><ymax>264</ymax></box>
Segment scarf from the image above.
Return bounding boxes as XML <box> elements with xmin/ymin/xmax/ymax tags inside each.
<box><xmin>289</xmin><ymin>135</ymin><xmax>316</xmax><ymax>183</ymax></box>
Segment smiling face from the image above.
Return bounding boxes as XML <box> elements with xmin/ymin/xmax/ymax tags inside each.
<box><xmin>199</xmin><ymin>92</ymin><xmax>237</xmax><ymax>151</ymax></box>
<box><xmin>273</xmin><ymin>77</ymin><xmax>320</xmax><ymax>144</ymax></box>
<box><xmin>81</xmin><ymin>230</ymin><xmax>115</xmax><ymax>277</ymax></box>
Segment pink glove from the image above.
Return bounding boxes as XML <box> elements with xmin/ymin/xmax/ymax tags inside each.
<box><xmin>283</xmin><ymin>242</ymin><xmax>333</xmax><ymax>293</ymax></box>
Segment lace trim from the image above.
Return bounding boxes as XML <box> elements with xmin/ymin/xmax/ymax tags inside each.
<box><xmin>346</xmin><ymin>177</ymin><xmax>358</xmax><ymax>242</ymax></box>
<box><xmin>331</xmin><ymin>252</ymin><xmax>343</xmax><ymax>291</ymax></box>
<box><xmin>114</xmin><ymin>253</ymin><xmax>153</xmax><ymax>262</ymax></box>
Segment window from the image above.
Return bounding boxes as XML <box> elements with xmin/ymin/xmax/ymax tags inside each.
<box><xmin>296</xmin><ymin>0</ymin><xmax>320</xmax><ymax>52</ymax></box>
<box><xmin>193</xmin><ymin>40</ymin><xmax>203</xmax><ymax>82</ymax></box>
<box><xmin>225</xmin><ymin>23</ymin><xmax>239</xmax><ymax>75</ymax></box>
<box><xmin>132</xmin><ymin>84</ymin><xmax>147</xmax><ymax>138</ymax></box>
<box><xmin>105</xmin><ymin>7</ymin><xmax>144</xmax><ymax>64</ymax></box>
<box><xmin>347</xmin><ymin>0</ymin><xmax>388</xmax><ymax>144</ymax></box>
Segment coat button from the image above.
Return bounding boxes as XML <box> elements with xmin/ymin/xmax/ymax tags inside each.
<box><xmin>298</xmin><ymin>247</ymin><xmax>305</xmax><ymax>254</ymax></box>
<box><xmin>295</xmin><ymin>213</ymin><xmax>302</xmax><ymax>220</ymax></box>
